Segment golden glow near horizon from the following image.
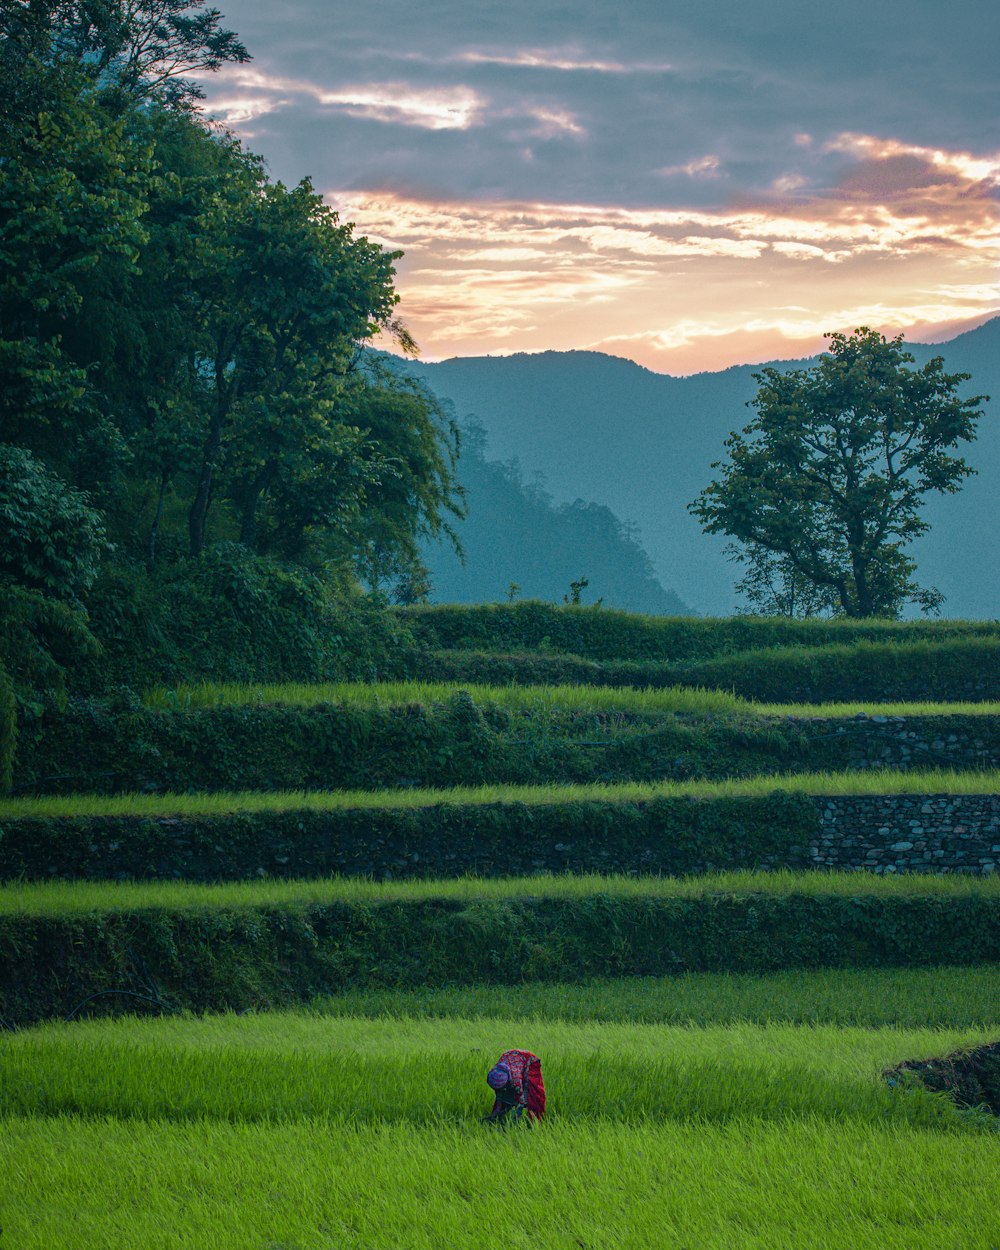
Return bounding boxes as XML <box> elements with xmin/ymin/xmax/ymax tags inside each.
<box><xmin>330</xmin><ymin>138</ymin><xmax>1000</xmax><ymax>372</ymax></box>
<box><xmin>205</xmin><ymin>47</ymin><xmax>1000</xmax><ymax>373</ymax></box>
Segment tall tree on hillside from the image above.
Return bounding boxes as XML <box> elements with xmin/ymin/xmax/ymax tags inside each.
<box><xmin>184</xmin><ymin>177</ymin><xmax>406</xmax><ymax>556</ymax></box>
<box><xmin>689</xmin><ymin>328</ymin><xmax>987</xmax><ymax>618</ymax></box>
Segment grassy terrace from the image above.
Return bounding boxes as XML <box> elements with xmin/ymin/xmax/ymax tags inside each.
<box><xmin>2</xmin><ymin>1013</ymin><xmax>993</xmax><ymax>1127</ymax></box>
<box><xmin>311</xmin><ymin>965</ymin><xmax>1000</xmax><ymax>1029</ymax></box>
<box><xmin>2</xmin><ymin>767</ymin><xmax>997</xmax><ymax>821</ymax></box>
<box><xmin>6</xmin><ymin>1118</ymin><xmax>999</xmax><ymax>1250</ymax></box>
<box><xmin>143</xmin><ymin>678</ymin><xmax>1000</xmax><ymax>719</ymax></box>
<box><xmin>2</xmin><ymin>868</ymin><xmax>999</xmax><ymax>918</ymax></box>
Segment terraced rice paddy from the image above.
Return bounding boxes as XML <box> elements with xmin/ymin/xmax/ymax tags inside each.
<box><xmin>9</xmin><ymin>630</ymin><xmax>1000</xmax><ymax>1246</ymax></box>
<box><xmin>2</xmin><ymin>969</ymin><xmax>998</xmax><ymax>1249</ymax></box>
<box><xmin>2</xmin><ymin>766</ymin><xmax>998</xmax><ymax>821</ymax></box>
<box><xmin>3</xmin><ymin>867</ymin><xmax>1000</xmax><ymax>917</ymax></box>
<box><xmin>144</xmin><ymin>677</ymin><xmax>1000</xmax><ymax>719</ymax></box>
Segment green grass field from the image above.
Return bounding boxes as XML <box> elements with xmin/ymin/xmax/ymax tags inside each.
<box><xmin>4</xmin><ymin>1116</ymin><xmax>999</xmax><ymax>1250</ymax></box>
<box><xmin>2</xmin><ymin>965</ymin><xmax>999</xmax><ymax>1248</ymax></box>
<box><xmin>2</xmin><ymin>766</ymin><xmax>998</xmax><ymax>821</ymax></box>
<box><xmin>144</xmin><ymin>677</ymin><xmax>1000</xmax><ymax>719</ymax></box>
<box><xmin>2</xmin><ymin>1012</ymin><xmax>992</xmax><ymax>1126</ymax></box>
<box><xmin>311</xmin><ymin>965</ymin><xmax>1000</xmax><ymax>1028</ymax></box>
<box><xmin>2</xmin><ymin>867</ymin><xmax>999</xmax><ymax>918</ymax></box>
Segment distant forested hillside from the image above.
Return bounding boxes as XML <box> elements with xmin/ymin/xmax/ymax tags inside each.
<box><xmin>421</xmin><ymin>422</ymin><xmax>690</xmax><ymax>614</ymax></box>
<box><xmin>402</xmin><ymin>319</ymin><xmax>1000</xmax><ymax>617</ymax></box>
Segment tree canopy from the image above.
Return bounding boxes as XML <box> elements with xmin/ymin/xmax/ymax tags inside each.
<box><xmin>689</xmin><ymin>328</ymin><xmax>988</xmax><ymax>618</ymax></box>
<box><xmin>0</xmin><ymin>0</ymin><xmax>463</xmax><ymax>701</ymax></box>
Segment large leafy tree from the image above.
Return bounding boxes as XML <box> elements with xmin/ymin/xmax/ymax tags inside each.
<box><xmin>0</xmin><ymin>58</ymin><xmax>151</xmax><ymax>482</ymax></box>
<box><xmin>1</xmin><ymin>0</ymin><xmax>464</xmax><ymax>673</ymax></box>
<box><xmin>689</xmin><ymin>329</ymin><xmax>988</xmax><ymax>618</ymax></box>
<box><xmin>347</xmin><ymin>376</ymin><xmax>464</xmax><ymax>590</ymax></box>
<box><xmin>183</xmin><ymin>176</ymin><xmax>409</xmax><ymax>556</ymax></box>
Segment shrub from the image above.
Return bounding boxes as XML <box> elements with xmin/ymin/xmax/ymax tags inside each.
<box><xmin>404</xmin><ymin>637</ymin><xmax>1000</xmax><ymax>703</ymax></box>
<box><xmin>14</xmin><ymin>697</ymin><xmax>1000</xmax><ymax>796</ymax></box>
<box><xmin>675</xmin><ymin>638</ymin><xmax>1000</xmax><ymax>703</ymax></box>
<box><xmin>79</xmin><ymin>546</ymin><xmax>413</xmax><ymax>693</ymax></box>
<box><xmin>0</xmin><ymin>444</ymin><xmax>108</xmax><ymax>602</ymax></box>
<box><xmin>0</xmin><ymin>582</ymin><xmax>100</xmax><ymax>713</ymax></box>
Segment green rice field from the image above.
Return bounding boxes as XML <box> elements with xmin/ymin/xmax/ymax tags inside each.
<box><xmin>313</xmin><ymin>965</ymin><xmax>1000</xmax><ymax>1029</ymax></box>
<box><xmin>2</xmin><ymin>966</ymin><xmax>998</xmax><ymax>1249</ymax></box>
<box><xmin>142</xmin><ymin>677</ymin><xmax>1000</xmax><ymax>719</ymax></box>
<box><xmin>4</xmin><ymin>1116</ymin><xmax>998</xmax><ymax>1250</ymax></box>
<box><xmin>3</xmin><ymin>867</ymin><xmax>1000</xmax><ymax>918</ymax></box>
<box><xmin>1</xmin><ymin>1012</ymin><xmax>991</xmax><ymax>1126</ymax></box>
<box><xmin>2</xmin><ymin>766</ymin><xmax>997</xmax><ymax>821</ymax></box>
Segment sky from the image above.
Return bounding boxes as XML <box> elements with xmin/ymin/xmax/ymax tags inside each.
<box><xmin>201</xmin><ymin>0</ymin><xmax>1000</xmax><ymax>374</ymax></box>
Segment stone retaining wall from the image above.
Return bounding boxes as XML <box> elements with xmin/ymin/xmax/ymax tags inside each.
<box><xmin>797</xmin><ymin>714</ymin><xmax>1000</xmax><ymax>770</ymax></box>
<box><xmin>811</xmin><ymin>794</ymin><xmax>1000</xmax><ymax>874</ymax></box>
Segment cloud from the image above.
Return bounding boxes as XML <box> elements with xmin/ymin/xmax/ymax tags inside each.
<box><xmin>201</xmin><ymin>2</ymin><xmax>1000</xmax><ymax>368</ymax></box>
<box><xmin>337</xmin><ymin>135</ymin><xmax>1000</xmax><ymax>370</ymax></box>
<box><xmin>206</xmin><ymin>67</ymin><xmax>484</xmax><ymax>131</ymax></box>
<box><xmin>451</xmin><ymin>48</ymin><xmax>675</xmax><ymax>74</ymax></box>
<box><xmin>317</xmin><ymin>84</ymin><xmax>483</xmax><ymax>130</ymax></box>
<box><xmin>658</xmin><ymin>155</ymin><xmax>721</xmax><ymax>178</ymax></box>
<box><xmin>826</xmin><ymin>133</ymin><xmax>1000</xmax><ymax>188</ymax></box>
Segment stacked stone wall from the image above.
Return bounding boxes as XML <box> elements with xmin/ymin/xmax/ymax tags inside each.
<box><xmin>810</xmin><ymin>794</ymin><xmax>1000</xmax><ymax>875</ymax></box>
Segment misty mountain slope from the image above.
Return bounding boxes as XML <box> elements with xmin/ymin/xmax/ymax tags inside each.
<box><xmin>403</xmin><ymin>319</ymin><xmax>1000</xmax><ymax>617</ymax></box>
<box><xmin>422</xmin><ymin>424</ymin><xmax>690</xmax><ymax>614</ymax></box>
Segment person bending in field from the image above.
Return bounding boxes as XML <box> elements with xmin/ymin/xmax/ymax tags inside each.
<box><xmin>483</xmin><ymin>1049</ymin><xmax>545</xmax><ymax>1125</ymax></box>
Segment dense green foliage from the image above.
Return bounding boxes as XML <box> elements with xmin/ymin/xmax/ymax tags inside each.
<box><xmin>690</xmin><ymin>329</ymin><xmax>988</xmax><ymax>618</ymax></box>
<box><xmin>399</xmin><ymin>601</ymin><xmax>999</xmax><ymax>661</ymax></box>
<box><xmin>402</xmin><ymin>637</ymin><xmax>1000</xmax><ymax>702</ymax></box>
<box><xmin>0</xmin><ymin>791</ymin><xmax>817</xmax><ymax>881</ymax></box>
<box><xmin>18</xmin><ymin>689</ymin><xmax>1000</xmax><ymax>795</ymax></box>
<box><xmin>0</xmin><ymin>661</ymin><xmax>14</xmax><ymax>795</ymax></box>
<box><xmin>0</xmin><ymin>0</ymin><xmax>460</xmax><ymax>717</ymax></box>
<box><xmin>80</xmin><ymin>549</ymin><xmax>414</xmax><ymax>691</ymax></box>
<box><xmin>673</xmin><ymin>636</ymin><xmax>1000</xmax><ymax>703</ymax></box>
<box><xmin>0</xmin><ymin>445</ymin><xmax>108</xmax><ymax>602</ymax></box>
<box><xmin>1</xmin><ymin>872</ymin><xmax>999</xmax><ymax>1022</ymax></box>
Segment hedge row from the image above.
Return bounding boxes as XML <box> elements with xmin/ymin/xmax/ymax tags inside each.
<box><xmin>0</xmin><ymin>793</ymin><xmax>818</xmax><ymax>882</ymax></box>
<box><xmin>398</xmin><ymin>602</ymin><xmax>999</xmax><ymax>663</ymax></box>
<box><xmin>406</xmin><ymin>638</ymin><xmax>1000</xmax><ymax>702</ymax></box>
<box><xmin>0</xmin><ymin>661</ymin><xmax>14</xmax><ymax>795</ymax></box>
<box><xmin>3</xmin><ymin>889</ymin><xmax>999</xmax><ymax>1024</ymax></box>
<box><xmin>10</xmin><ymin>698</ymin><xmax>789</xmax><ymax>795</ymax></box>
<box><xmin>14</xmin><ymin>699</ymin><xmax>1000</xmax><ymax>795</ymax></box>
<box><xmin>675</xmin><ymin>638</ymin><xmax>1000</xmax><ymax>704</ymax></box>
<box><xmin>405</xmin><ymin>649</ymin><xmax>682</xmax><ymax>689</ymax></box>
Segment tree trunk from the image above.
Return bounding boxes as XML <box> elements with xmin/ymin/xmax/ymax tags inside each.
<box><xmin>189</xmin><ymin>411</ymin><xmax>224</xmax><ymax>557</ymax></box>
<box><xmin>147</xmin><ymin>471</ymin><xmax>169</xmax><ymax>567</ymax></box>
<box><xmin>238</xmin><ymin>460</ymin><xmax>275</xmax><ymax>549</ymax></box>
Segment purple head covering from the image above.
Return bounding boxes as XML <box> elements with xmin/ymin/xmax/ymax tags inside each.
<box><xmin>487</xmin><ymin>1061</ymin><xmax>511</xmax><ymax>1090</ymax></box>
